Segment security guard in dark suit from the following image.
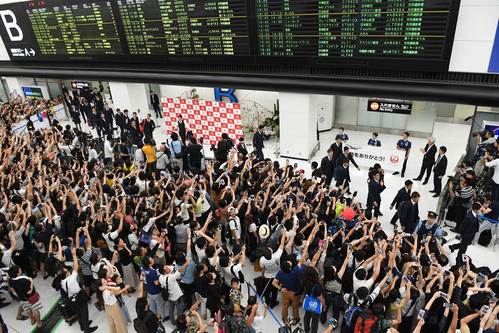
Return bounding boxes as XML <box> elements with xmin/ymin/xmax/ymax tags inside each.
<box><xmin>320</xmin><ymin>148</ymin><xmax>335</xmax><ymax>186</ymax></box>
<box><xmin>414</xmin><ymin>136</ymin><xmax>437</xmax><ymax>185</ymax></box>
<box><xmin>253</xmin><ymin>125</ymin><xmax>265</xmax><ymax>160</ymax></box>
<box><xmin>430</xmin><ymin>146</ymin><xmax>448</xmax><ymax>197</ymax></box>
<box><xmin>399</xmin><ymin>192</ymin><xmax>420</xmax><ymax>233</ymax></box>
<box><xmin>389</xmin><ymin>180</ymin><xmax>412</xmax><ymax>225</ymax></box>
<box><xmin>366</xmin><ymin>171</ymin><xmax>385</xmax><ymax>218</ymax></box>
<box><xmin>329</xmin><ymin>135</ymin><xmax>343</xmax><ymax>167</ymax></box>
<box><xmin>334</xmin><ymin>159</ymin><xmax>350</xmax><ymax>190</ymax></box>
<box><xmin>449</xmin><ymin>202</ymin><xmax>481</xmax><ymax>263</ymax></box>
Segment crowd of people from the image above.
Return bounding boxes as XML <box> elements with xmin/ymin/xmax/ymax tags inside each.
<box><xmin>0</xmin><ymin>89</ymin><xmax>498</xmax><ymax>333</ymax></box>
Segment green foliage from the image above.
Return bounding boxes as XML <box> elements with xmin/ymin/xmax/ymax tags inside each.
<box><xmin>262</xmin><ymin>99</ymin><xmax>279</xmax><ymax>137</ymax></box>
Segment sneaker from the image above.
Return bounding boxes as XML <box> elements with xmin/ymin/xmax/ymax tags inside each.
<box><xmin>393</xmin><ymin>171</ymin><xmax>399</xmax><ymax>175</ymax></box>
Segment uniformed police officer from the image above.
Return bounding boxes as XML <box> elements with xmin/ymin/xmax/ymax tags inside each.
<box><xmin>413</xmin><ymin>211</ymin><xmax>442</xmax><ymax>243</ymax></box>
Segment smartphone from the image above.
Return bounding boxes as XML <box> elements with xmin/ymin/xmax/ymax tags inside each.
<box><xmin>394</xmin><ymin>298</ymin><xmax>401</xmax><ymax>305</ymax></box>
<box><xmin>411</xmin><ymin>254</ymin><xmax>418</xmax><ymax>262</ymax></box>
<box><xmin>328</xmin><ymin>318</ymin><xmax>338</xmax><ymax>327</ymax></box>
<box><xmin>443</xmin><ymin>303</ymin><xmax>453</xmax><ymax>308</ymax></box>
<box><xmin>319</xmin><ymin>240</ymin><xmax>325</xmax><ymax>249</ymax></box>
<box><xmin>479</xmin><ymin>273</ymin><xmax>486</xmax><ymax>279</ymax></box>
<box><xmin>413</xmin><ymin>265</ymin><xmax>419</xmax><ymax>270</ymax></box>
<box><xmin>491</xmin><ymin>297</ymin><xmax>497</xmax><ymax>303</ymax></box>
<box><xmin>430</xmin><ymin>253</ymin><xmax>435</xmax><ymax>260</ymax></box>
<box><xmin>403</xmin><ymin>276</ymin><xmax>409</xmax><ymax>283</ymax></box>
<box><xmin>377</xmin><ymin>248</ymin><xmax>383</xmax><ymax>254</ymax></box>
<box><xmin>348</xmin><ymin>243</ymin><xmax>353</xmax><ymax>251</ymax></box>
<box><xmin>384</xmin><ymin>266</ymin><xmax>391</xmax><ymax>273</ymax></box>
<box><xmin>482</xmin><ymin>305</ymin><xmax>489</xmax><ymax>315</ymax></box>
<box><xmin>404</xmin><ymin>233</ymin><xmax>411</xmax><ymax>237</ymax></box>
<box><xmin>440</xmin><ymin>292</ymin><xmax>448</xmax><ymax>298</ymax></box>
<box><xmin>417</xmin><ymin>309</ymin><xmax>426</xmax><ymax>320</ymax></box>
<box><xmin>327</xmin><ymin>230</ymin><xmax>332</xmax><ymax>237</ymax></box>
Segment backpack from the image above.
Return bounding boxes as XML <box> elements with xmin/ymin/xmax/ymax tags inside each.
<box><xmin>354</xmin><ymin>312</ymin><xmax>383</xmax><ymax>333</ymax></box>
<box><xmin>219</xmin><ymin>315</ymin><xmax>250</xmax><ymax>333</ymax></box>
<box><xmin>140</xmin><ymin>119</ymin><xmax>145</xmax><ymax>133</ymax></box>
<box><xmin>478</xmin><ymin>229</ymin><xmax>492</xmax><ymax>247</ymax></box>
<box><xmin>344</xmin><ymin>294</ymin><xmax>368</xmax><ymax>329</ymax></box>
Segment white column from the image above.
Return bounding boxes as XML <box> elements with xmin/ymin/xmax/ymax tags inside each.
<box><xmin>109</xmin><ymin>82</ymin><xmax>150</xmax><ymax>119</ymax></box>
<box><xmin>311</xmin><ymin>94</ymin><xmax>335</xmax><ymax>132</ymax></box>
<box><xmin>279</xmin><ymin>92</ymin><xmax>318</xmax><ymax>160</ymax></box>
<box><xmin>4</xmin><ymin>77</ymin><xmax>36</xmax><ymax>97</ymax></box>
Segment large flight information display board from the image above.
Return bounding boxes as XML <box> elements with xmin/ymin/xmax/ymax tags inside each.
<box><xmin>0</xmin><ymin>0</ymin><xmax>460</xmax><ymax>71</ymax></box>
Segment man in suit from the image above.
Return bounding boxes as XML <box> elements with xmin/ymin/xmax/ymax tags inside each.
<box><xmin>103</xmin><ymin>103</ymin><xmax>114</xmax><ymax>134</ymax></box>
<box><xmin>93</xmin><ymin>94</ymin><xmax>104</xmax><ymax>113</ymax></box>
<box><xmin>123</xmin><ymin>109</ymin><xmax>131</xmax><ymax>135</ymax></box>
<box><xmin>80</xmin><ymin>99</ymin><xmax>91</xmax><ymax>124</ymax></box>
<box><xmin>236</xmin><ymin>137</ymin><xmax>248</xmax><ymax>157</ymax></box>
<box><xmin>399</xmin><ymin>192</ymin><xmax>420</xmax><ymax>233</ymax></box>
<box><xmin>449</xmin><ymin>202</ymin><xmax>481</xmax><ymax>263</ymax></box>
<box><xmin>414</xmin><ymin>137</ymin><xmax>437</xmax><ymax>185</ymax></box>
<box><xmin>320</xmin><ymin>148</ymin><xmax>335</xmax><ymax>186</ymax></box>
<box><xmin>89</xmin><ymin>107</ymin><xmax>100</xmax><ymax>129</ymax></box>
<box><xmin>150</xmin><ymin>90</ymin><xmax>162</xmax><ymax>118</ymax></box>
<box><xmin>430</xmin><ymin>146</ymin><xmax>448</xmax><ymax>197</ymax></box>
<box><xmin>389</xmin><ymin>180</ymin><xmax>413</xmax><ymax>225</ymax></box>
<box><xmin>130</xmin><ymin>112</ymin><xmax>140</xmax><ymax>132</ymax></box>
<box><xmin>253</xmin><ymin>125</ymin><xmax>265</xmax><ymax>160</ymax></box>
<box><xmin>366</xmin><ymin>171</ymin><xmax>385</xmax><ymax>218</ymax></box>
<box><xmin>329</xmin><ymin>135</ymin><xmax>343</xmax><ymax>167</ymax></box>
<box><xmin>177</xmin><ymin>114</ymin><xmax>187</xmax><ymax>144</ymax></box>
<box><xmin>337</xmin><ymin>146</ymin><xmax>360</xmax><ymax>171</ymax></box>
<box><xmin>334</xmin><ymin>159</ymin><xmax>351</xmax><ymax>190</ymax></box>
<box><xmin>311</xmin><ymin>161</ymin><xmax>321</xmax><ymax>179</ymax></box>
<box><xmin>143</xmin><ymin>113</ymin><xmax>156</xmax><ymax>140</ymax></box>
<box><xmin>115</xmin><ymin>108</ymin><xmax>125</xmax><ymax>136</ymax></box>
<box><xmin>96</xmin><ymin>113</ymin><xmax>109</xmax><ymax>138</ymax></box>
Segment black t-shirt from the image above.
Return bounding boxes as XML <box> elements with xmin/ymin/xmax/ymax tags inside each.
<box><xmin>118</xmin><ymin>248</ymin><xmax>132</xmax><ymax>266</ymax></box>
<box><xmin>304</xmin><ymin>282</ymin><xmax>323</xmax><ymax>298</ymax></box>
<box><xmin>10</xmin><ymin>276</ymin><xmax>34</xmax><ymax>301</ymax></box>
<box><xmin>485</xmin><ymin>201</ymin><xmax>499</xmax><ymax>221</ymax></box>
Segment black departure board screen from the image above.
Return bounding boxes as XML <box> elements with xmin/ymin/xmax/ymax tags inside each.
<box><xmin>116</xmin><ymin>0</ymin><xmax>249</xmax><ymax>56</ymax></box>
<box><xmin>0</xmin><ymin>0</ymin><xmax>460</xmax><ymax>71</ymax></box>
<box><xmin>256</xmin><ymin>0</ymin><xmax>453</xmax><ymax>59</ymax></box>
<box><xmin>27</xmin><ymin>1</ymin><xmax>122</xmax><ymax>56</ymax></box>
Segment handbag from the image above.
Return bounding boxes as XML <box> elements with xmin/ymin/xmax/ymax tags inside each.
<box><xmin>303</xmin><ymin>286</ymin><xmax>322</xmax><ymax>314</ymax></box>
<box><xmin>28</xmin><ymin>291</ymin><xmax>40</xmax><ymax>305</ymax></box>
<box><xmin>140</xmin><ymin>230</ymin><xmax>152</xmax><ymax>244</ymax></box>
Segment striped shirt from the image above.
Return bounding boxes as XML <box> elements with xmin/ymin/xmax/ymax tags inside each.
<box><xmin>456</xmin><ymin>185</ymin><xmax>474</xmax><ymax>199</ymax></box>
<box><xmin>78</xmin><ymin>248</ymin><xmax>92</xmax><ymax>276</ymax></box>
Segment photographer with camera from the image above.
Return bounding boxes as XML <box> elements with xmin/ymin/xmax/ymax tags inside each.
<box><xmin>484</xmin><ymin>150</ymin><xmax>499</xmax><ymax>200</ymax></box>
<box><xmin>449</xmin><ymin>176</ymin><xmax>476</xmax><ymax>232</ymax></box>
<box><xmin>474</xmin><ymin>131</ymin><xmax>496</xmax><ymax>175</ymax></box>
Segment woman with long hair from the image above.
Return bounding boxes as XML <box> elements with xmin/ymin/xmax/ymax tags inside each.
<box><xmin>302</xmin><ymin>266</ymin><xmax>326</xmax><ymax>333</ymax></box>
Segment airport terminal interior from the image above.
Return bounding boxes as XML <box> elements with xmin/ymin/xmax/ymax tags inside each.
<box><xmin>0</xmin><ymin>1</ymin><xmax>499</xmax><ymax>333</ymax></box>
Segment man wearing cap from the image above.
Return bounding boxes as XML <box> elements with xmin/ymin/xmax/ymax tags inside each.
<box><xmin>413</xmin><ymin>211</ymin><xmax>442</xmax><ymax>243</ymax></box>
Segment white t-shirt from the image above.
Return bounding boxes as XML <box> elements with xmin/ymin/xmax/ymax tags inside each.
<box><xmin>229</xmin><ymin>217</ymin><xmax>241</xmax><ymax>240</ymax></box>
<box><xmin>1</xmin><ymin>249</ymin><xmax>12</xmax><ymax>267</ymax></box>
<box><xmin>260</xmin><ymin>248</ymin><xmax>283</xmax><ymax>279</ymax></box>
<box><xmin>222</xmin><ymin>263</ymin><xmax>242</xmax><ymax>286</ymax></box>
<box><xmin>103</xmin><ymin>288</ymin><xmax>117</xmax><ymax>306</ymax></box>
<box><xmin>62</xmin><ymin>271</ymin><xmax>81</xmax><ymax>298</ymax></box>
<box><xmin>104</xmin><ymin>140</ymin><xmax>113</xmax><ymax>159</ymax></box>
<box><xmin>195</xmin><ymin>245</ymin><xmax>206</xmax><ymax>262</ymax></box>
<box><xmin>159</xmin><ymin>270</ymin><xmax>183</xmax><ymax>301</ymax></box>
<box><xmin>353</xmin><ymin>268</ymin><xmax>375</xmax><ymax>292</ymax></box>
<box><xmin>103</xmin><ymin>230</ymin><xmax>119</xmax><ymax>252</ymax></box>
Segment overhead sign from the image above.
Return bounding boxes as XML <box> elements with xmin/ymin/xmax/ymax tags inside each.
<box><xmin>22</xmin><ymin>86</ymin><xmax>43</xmax><ymax>99</ymax></box>
<box><xmin>71</xmin><ymin>81</ymin><xmax>90</xmax><ymax>89</ymax></box>
<box><xmin>349</xmin><ymin>145</ymin><xmax>406</xmax><ymax>172</ymax></box>
<box><xmin>368</xmin><ymin>99</ymin><xmax>413</xmax><ymax>115</ymax></box>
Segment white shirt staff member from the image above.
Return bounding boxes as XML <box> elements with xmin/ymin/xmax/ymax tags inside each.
<box><xmin>61</xmin><ymin>247</ymin><xmax>97</xmax><ymax>333</ymax></box>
